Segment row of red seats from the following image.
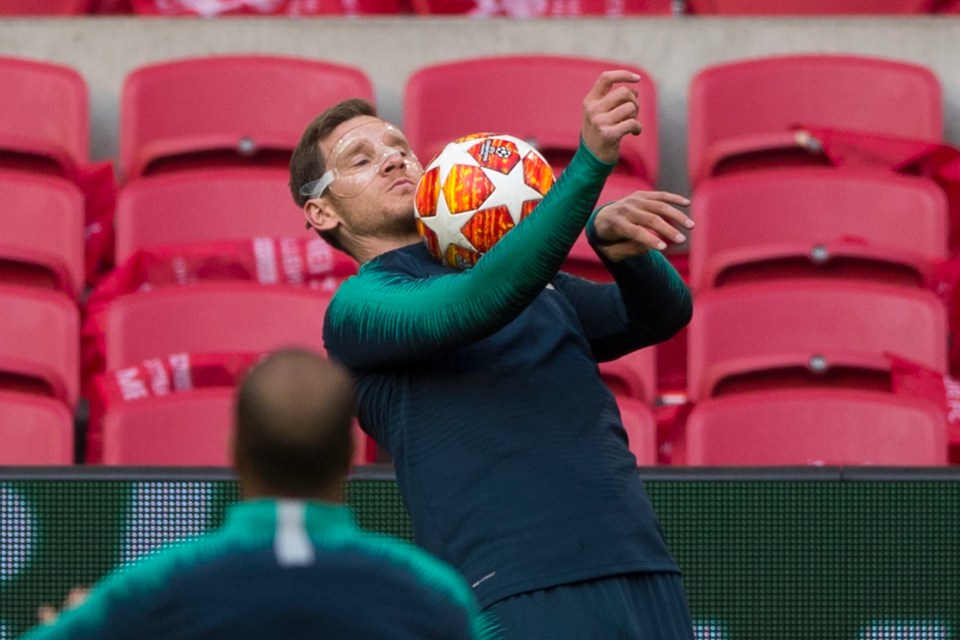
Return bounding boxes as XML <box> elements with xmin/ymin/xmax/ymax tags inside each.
<box><xmin>7</xmin><ymin>0</ymin><xmax>959</xmax><ymax>15</ymax></box>
<box><xmin>1</xmin><ymin>51</ymin><xmax>958</xmax><ymax>467</ymax></box>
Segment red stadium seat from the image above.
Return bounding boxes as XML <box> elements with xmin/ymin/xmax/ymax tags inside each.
<box><xmin>100</xmin><ymin>387</ymin><xmax>372</xmax><ymax>466</ymax></box>
<box><xmin>405</xmin><ymin>55</ymin><xmax>659</xmax><ymax>284</ymax></box>
<box><xmin>0</xmin><ymin>285</ymin><xmax>79</xmax><ymax>407</ymax></box>
<box><xmin>403</xmin><ymin>55</ymin><xmax>658</xmax><ymax>191</ymax></box>
<box><xmin>0</xmin><ymin>171</ymin><xmax>86</xmax><ymax>299</ymax></box>
<box><xmin>0</xmin><ymin>56</ymin><xmax>88</xmax><ymax>177</ymax></box>
<box><xmin>410</xmin><ymin>0</ymin><xmax>673</xmax><ymax>14</ymax></box>
<box><xmin>129</xmin><ymin>0</ymin><xmax>406</xmax><ymax>14</ymax></box>
<box><xmin>119</xmin><ymin>55</ymin><xmax>374</xmax><ymax>181</ymax></box>
<box><xmin>687</xmin><ymin>168</ymin><xmax>949</xmax><ymax>293</ymax></box>
<box><xmin>100</xmin><ymin>387</ymin><xmax>235</xmax><ymax>466</ymax></box>
<box><xmin>114</xmin><ymin>168</ymin><xmax>313</xmax><ymax>264</ymax></box>
<box><xmin>0</xmin><ymin>0</ymin><xmax>90</xmax><ymax>15</ymax></box>
<box><xmin>684</xmin><ymin>389</ymin><xmax>948</xmax><ymax>466</ymax></box>
<box><xmin>685</xmin><ymin>0</ymin><xmax>934</xmax><ymax>13</ymax></box>
<box><xmin>100</xmin><ymin>282</ymin><xmax>331</xmax><ymax>371</ymax></box>
<box><xmin>600</xmin><ymin>347</ymin><xmax>657</xmax><ymax>404</ymax></box>
<box><xmin>616</xmin><ymin>396</ymin><xmax>659</xmax><ymax>466</ymax></box>
<box><xmin>0</xmin><ymin>391</ymin><xmax>74</xmax><ymax>465</ymax></box>
<box><xmin>687</xmin><ymin>280</ymin><xmax>948</xmax><ymax>402</ymax></box>
<box><xmin>687</xmin><ymin>54</ymin><xmax>942</xmax><ymax>187</ymax></box>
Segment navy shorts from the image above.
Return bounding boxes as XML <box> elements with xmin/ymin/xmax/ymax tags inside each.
<box><xmin>485</xmin><ymin>572</ymin><xmax>694</xmax><ymax>640</ymax></box>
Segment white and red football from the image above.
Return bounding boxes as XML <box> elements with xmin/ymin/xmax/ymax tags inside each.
<box><xmin>414</xmin><ymin>133</ymin><xmax>555</xmax><ymax>270</ymax></box>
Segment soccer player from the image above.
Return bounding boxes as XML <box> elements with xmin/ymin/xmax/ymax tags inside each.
<box><xmin>289</xmin><ymin>70</ymin><xmax>695</xmax><ymax>638</ymax></box>
<box><xmin>24</xmin><ymin>349</ymin><xmax>495</xmax><ymax>640</ymax></box>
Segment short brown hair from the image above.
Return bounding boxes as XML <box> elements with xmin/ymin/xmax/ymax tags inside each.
<box><xmin>290</xmin><ymin>98</ymin><xmax>378</xmax><ymax>207</ymax></box>
<box><xmin>289</xmin><ymin>99</ymin><xmax>377</xmax><ymax>251</ymax></box>
<box><xmin>234</xmin><ymin>348</ymin><xmax>356</xmax><ymax>497</ymax></box>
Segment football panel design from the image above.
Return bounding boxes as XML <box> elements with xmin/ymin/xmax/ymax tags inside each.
<box><xmin>416</xmin><ymin>166</ymin><xmax>441</xmax><ymax>217</ymax></box>
<box><xmin>442</xmin><ymin>164</ymin><xmax>495</xmax><ymax>214</ymax></box>
<box><xmin>523</xmin><ymin>152</ymin><xmax>555</xmax><ymax>196</ymax></box>
<box><xmin>467</xmin><ymin>138</ymin><xmax>521</xmax><ymax>175</ymax></box>
<box><xmin>461</xmin><ymin>205</ymin><xmax>516</xmax><ymax>253</ymax></box>
<box><xmin>444</xmin><ymin>244</ymin><xmax>481</xmax><ymax>270</ymax></box>
<box><xmin>416</xmin><ymin>219</ymin><xmax>441</xmax><ymax>258</ymax></box>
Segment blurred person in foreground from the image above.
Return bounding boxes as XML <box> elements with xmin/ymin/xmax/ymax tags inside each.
<box><xmin>25</xmin><ymin>348</ymin><xmax>495</xmax><ymax>640</ymax></box>
<box><xmin>289</xmin><ymin>70</ymin><xmax>695</xmax><ymax>638</ymax></box>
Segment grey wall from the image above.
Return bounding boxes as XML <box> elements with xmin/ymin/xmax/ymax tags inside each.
<box><xmin>0</xmin><ymin>16</ymin><xmax>957</xmax><ymax>193</ymax></box>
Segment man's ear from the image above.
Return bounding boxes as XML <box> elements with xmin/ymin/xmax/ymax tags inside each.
<box><xmin>304</xmin><ymin>198</ymin><xmax>340</xmax><ymax>233</ymax></box>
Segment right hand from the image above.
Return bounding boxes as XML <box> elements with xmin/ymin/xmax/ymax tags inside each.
<box><xmin>581</xmin><ymin>70</ymin><xmax>644</xmax><ymax>164</ymax></box>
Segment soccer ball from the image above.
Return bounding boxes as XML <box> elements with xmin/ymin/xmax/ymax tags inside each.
<box><xmin>414</xmin><ymin>133</ymin><xmax>555</xmax><ymax>270</ymax></box>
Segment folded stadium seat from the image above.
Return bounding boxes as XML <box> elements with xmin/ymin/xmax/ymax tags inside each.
<box><xmin>615</xmin><ymin>396</ymin><xmax>659</xmax><ymax>467</ymax></box>
<box><xmin>599</xmin><ymin>347</ymin><xmax>657</xmax><ymax>405</ymax></box>
<box><xmin>0</xmin><ymin>55</ymin><xmax>88</xmax><ymax>177</ymax></box>
<box><xmin>687</xmin><ymin>54</ymin><xmax>942</xmax><ymax>188</ymax></box>
<box><xmin>118</xmin><ymin>55</ymin><xmax>374</xmax><ymax>182</ymax></box>
<box><xmin>686</xmin><ymin>279</ymin><xmax>948</xmax><ymax>403</ymax></box>
<box><xmin>0</xmin><ymin>390</ymin><xmax>74</xmax><ymax>465</ymax></box>
<box><xmin>99</xmin><ymin>282</ymin><xmax>332</xmax><ymax>372</ymax></box>
<box><xmin>409</xmin><ymin>0</ymin><xmax>673</xmax><ymax>15</ymax></box>
<box><xmin>684</xmin><ymin>0</ymin><xmax>934</xmax><ymax>13</ymax></box>
<box><xmin>0</xmin><ymin>0</ymin><xmax>90</xmax><ymax>15</ymax></box>
<box><xmin>99</xmin><ymin>387</ymin><xmax>373</xmax><ymax>466</ymax></box>
<box><xmin>0</xmin><ymin>285</ymin><xmax>80</xmax><ymax>408</ymax></box>
<box><xmin>684</xmin><ymin>389</ymin><xmax>948</xmax><ymax>466</ymax></box>
<box><xmin>114</xmin><ymin>167</ymin><xmax>317</xmax><ymax>265</ymax></box>
<box><xmin>687</xmin><ymin>168</ymin><xmax>949</xmax><ymax>294</ymax></box>
<box><xmin>0</xmin><ymin>171</ymin><xmax>86</xmax><ymax>299</ymax></box>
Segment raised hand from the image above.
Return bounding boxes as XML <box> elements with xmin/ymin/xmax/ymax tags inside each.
<box><xmin>592</xmin><ymin>190</ymin><xmax>695</xmax><ymax>261</ymax></box>
<box><xmin>580</xmin><ymin>70</ymin><xmax>644</xmax><ymax>164</ymax></box>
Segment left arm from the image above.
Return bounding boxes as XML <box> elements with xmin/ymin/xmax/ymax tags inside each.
<box><xmin>555</xmin><ymin>191</ymin><xmax>694</xmax><ymax>361</ymax></box>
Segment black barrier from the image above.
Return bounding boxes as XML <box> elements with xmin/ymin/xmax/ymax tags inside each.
<box><xmin>1</xmin><ymin>466</ymin><xmax>958</xmax><ymax>639</ymax></box>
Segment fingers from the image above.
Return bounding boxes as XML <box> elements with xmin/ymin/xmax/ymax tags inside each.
<box><xmin>581</xmin><ymin>70</ymin><xmax>644</xmax><ymax>163</ymax></box>
<box><xmin>593</xmin><ymin>191</ymin><xmax>694</xmax><ymax>256</ymax></box>
<box><xmin>587</xmin><ymin>70</ymin><xmax>642</xmax><ymax>101</ymax></box>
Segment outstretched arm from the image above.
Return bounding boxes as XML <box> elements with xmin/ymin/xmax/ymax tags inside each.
<box><xmin>325</xmin><ymin>71</ymin><xmax>644</xmax><ymax>370</ymax></box>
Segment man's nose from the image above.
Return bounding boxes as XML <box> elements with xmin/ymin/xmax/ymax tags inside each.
<box><xmin>379</xmin><ymin>148</ymin><xmax>406</xmax><ymax>173</ymax></box>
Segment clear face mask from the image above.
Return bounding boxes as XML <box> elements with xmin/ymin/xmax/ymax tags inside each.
<box><xmin>299</xmin><ymin>121</ymin><xmax>423</xmax><ymax>200</ymax></box>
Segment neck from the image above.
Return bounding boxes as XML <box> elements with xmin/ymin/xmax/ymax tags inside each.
<box><xmin>241</xmin><ymin>481</ymin><xmax>346</xmax><ymax>505</ymax></box>
<box><xmin>350</xmin><ymin>232</ymin><xmax>422</xmax><ymax>264</ymax></box>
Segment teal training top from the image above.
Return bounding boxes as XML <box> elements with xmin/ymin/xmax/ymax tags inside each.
<box><xmin>324</xmin><ymin>143</ymin><xmax>692</xmax><ymax>608</ymax></box>
<box><xmin>23</xmin><ymin>499</ymin><xmax>496</xmax><ymax>640</ymax></box>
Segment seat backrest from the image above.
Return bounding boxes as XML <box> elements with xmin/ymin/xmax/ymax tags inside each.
<box><xmin>615</xmin><ymin>395</ymin><xmax>659</xmax><ymax>466</ymax></box>
<box><xmin>688</xmin><ymin>168</ymin><xmax>949</xmax><ymax>292</ymax></box>
<box><xmin>102</xmin><ymin>283</ymin><xmax>331</xmax><ymax>371</ymax></box>
<box><xmin>0</xmin><ymin>391</ymin><xmax>74</xmax><ymax>465</ymax></box>
<box><xmin>114</xmin><ymin>167</ymin><xmax>310</xmax><ymax>264</ymax></box>
<box><xmin>0</xmin><ymin>56</ymin><xmax>88</xmax><ymax>176</ymax></box>
<box><xmin>684</xmin><ymin>389</ymin><xmax>948</xmax><ymax>466</ymax></box>
<box><xmin>0</xmin><ymin>285</ymin><xmax>79</xmax><ymax>407</ymax></box>
<box><xmin>0</xmin><ymin>171</ymin><xmax>86</xmax><ymax>298</ymax></box>
<box><xmin>687</xmin><ymin>280</ymin><xmax>948</xmax><ymax>401</ymax></box>
<box><xmin>599</xmin><ymin>347</ymin><xmax>657</xmax><ymax>404</ymax></box>
<box><xmin>685</xmin><ymin>0</ymin><xmax>934</xmax><ymax>13</ymax></box>
<box><xmin>101</xmin><ymin>387</ymin><xmax>234</xmax><ymax>465</ymax></box>
<box><xmin>687</xmin><ymin>54</ymin><xmax>942</xmax><ymax>186</ymax></box>
<box><xmin>403</xmin><ymin>55</ymin><xmax>658</xmax><ymax>185</ymax></box>
<box><xmin>100</xmin><ymin>387</ymin><xmax>374</xmax><ymax>466</ymax></box>
<box><xmin>119</xmin><ymin>55</ymin><xmax>374</xmax><ymax>181</ymax></box>
<box><xmin>410</xmin><ymin>0</ymin><xmax>673</xmax><ymax>14</ymax></box>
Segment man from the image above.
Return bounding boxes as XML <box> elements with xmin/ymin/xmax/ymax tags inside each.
<box><xmin>289</xmin><ymin>70</ymin><xmax>695</xmax><ymax>638</ymax></box>
<box><xmin>25</xmin><ymin>349</ymin><xmax>495</xmax><ymax>640</ymax></box>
